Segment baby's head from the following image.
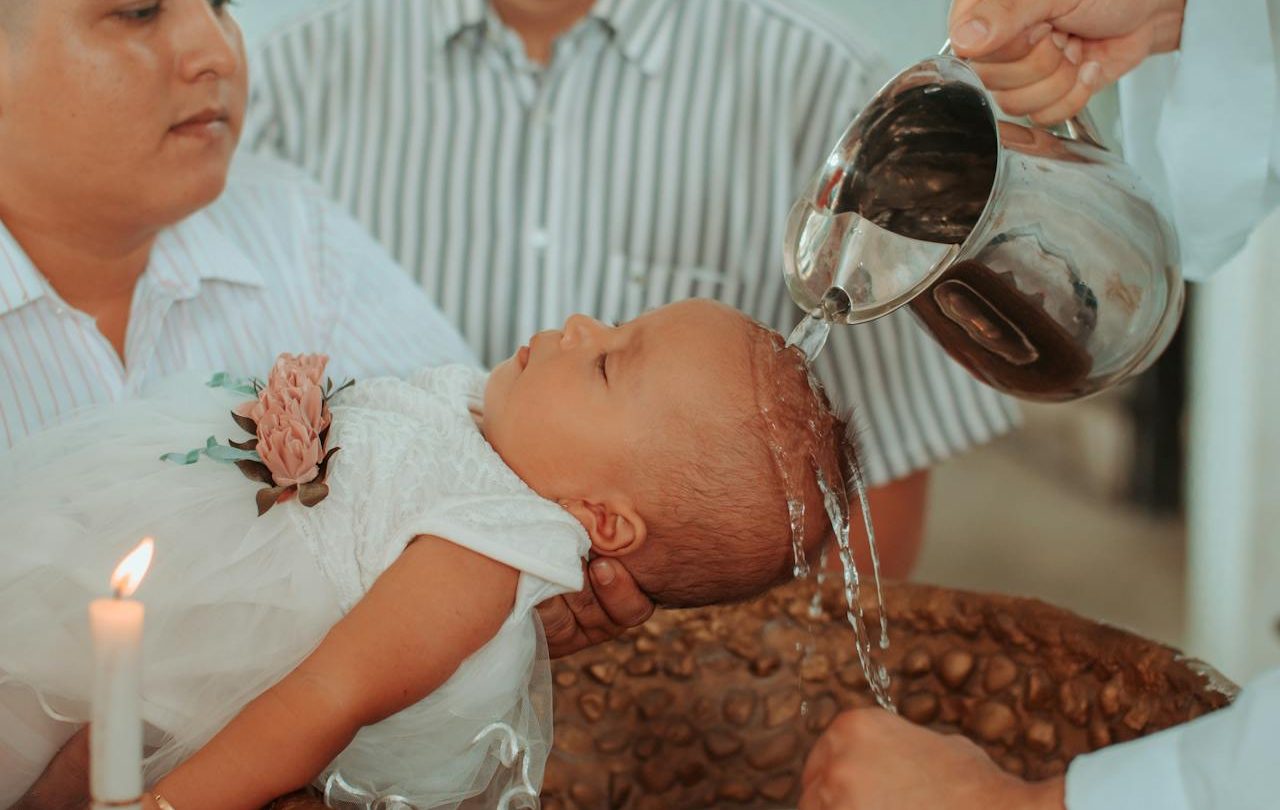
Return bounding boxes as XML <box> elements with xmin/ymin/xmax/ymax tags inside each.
<box><xmin>483</xmin><ymin>299</ymin><xmax>856</xmax><ymax>608</ymax></box>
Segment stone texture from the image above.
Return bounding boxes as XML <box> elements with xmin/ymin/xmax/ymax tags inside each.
<box><xmin>272</xmin><ymin>581</ymin><xmax>1236</xmax><ymax>810</ymax></box>
<box><xmin>539</xmin><ymin>580</ymin><xmax>1235</xmax><ymax>810</ymax></box>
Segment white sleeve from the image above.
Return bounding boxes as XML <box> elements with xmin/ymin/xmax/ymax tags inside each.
<box><xmin>1118</xmin><ymin>0</ymin><xmax>1278</xmax><ymax>280</ymax></box>
<box><xmin>309</xmin><ymin>190</ymin><xmax>480</xmax><ymax>380</ymax></box>
<box><xmin>1064</xmin><ymin>667</ymin><xmax>1280</xmax><ymax>809</ymax></box>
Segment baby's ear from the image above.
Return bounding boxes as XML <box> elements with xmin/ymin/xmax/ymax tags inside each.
<box><xmin>560</xmin><ymin>499</ymin><xmax>647</xmax><ymax>557</ymax></box>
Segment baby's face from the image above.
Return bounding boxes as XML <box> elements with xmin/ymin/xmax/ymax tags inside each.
<box><xmin>483</xmin><ymin>299</ymin><xmax>754</xmax><ymax>532</ymax></box>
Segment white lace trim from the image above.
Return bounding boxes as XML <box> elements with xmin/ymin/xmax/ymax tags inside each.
<box><xmin>319</xmin><ymin>722</ymin><xmax>538</xmax><ymax>810</ymax></box>
<box><xmin>0</xmin><ymin>675</ymin><xmax>78</xmax><ymax>724</ymax></box>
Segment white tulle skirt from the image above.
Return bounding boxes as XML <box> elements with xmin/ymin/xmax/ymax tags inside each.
<box><xmin>0</xmin><ymin>375</ymin><xmax>548</xmax><ymax>809</ymax></box>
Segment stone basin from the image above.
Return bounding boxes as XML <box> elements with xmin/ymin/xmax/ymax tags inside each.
<box><xmin>540</xmin><ymin>578</ymin><xmax>1235</xmax><ymax>809</ymax></box>
<box><xmin>274</xmin><ymin>579</ymin><xmax>1235</xmax><ymax>809</ymax></box>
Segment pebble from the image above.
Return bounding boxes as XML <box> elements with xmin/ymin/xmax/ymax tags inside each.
<box><xmin>703</xmin><ymin>729</ymin><xmax>745</xmax><ymax>760</ymax></box>
<box><xmin>899</xmin><ymin>691</ymin><xmax>940</xmax><ymax>725</ymax></box>
<box><xmin>764</xmin><ymin>690</ymin><xmax>803</xmax><ymax>728</ymax></box>
<box><xmin>902</xmin><ymin>646</ymin><xmax>933</xmax><ymax>677</ymax></box>
<box><xmin>1058</xmin><ymin>680</ymin><xmax>1090</xmax><ymax>726</ymax></box>
<box><xmin>723</xmin><ymin>689</ymin><xmax>757</xmax><ymax>726</ymax></box>
<box><xmin>586</xmin><ymin>660</ymin><xmax>619</xmax><ymax>686</ymax></box>
<box><xmin>938</xmin><ymin>649</ymin><xmax>975</xmax><ymax>689</ymax></box>
<box><xmin>665</xmin><ymin>654</ymin><xmax>696</xmax><ymax>680</ymax></box>
<box><xmin>746</xmin><ymin>730</ymin><xmax>800</xmax><ymax>770</ymax></box>
<box><xmin>1024</xmin><ymin>718</ymin><xmax>1058</xmax><ymax>754</ymax></box>
<box><xmin>984</xmin><ymin>655</ymin><xmax>1019</xmax><ymax>693</ymax></box>
<box><xmin>637</xmin><ymin>687</ymin><xmax>669</xmax><ymax>720</ymax></box>
<box><xmin>969</xmin><ymin>701</ymin><xmax>1017</xmax><ymax>743</ymax></box>
<box><xmin>577</xmin><ymin>691</ymin><xmax>605</xmax><ymax>722</ymax></box>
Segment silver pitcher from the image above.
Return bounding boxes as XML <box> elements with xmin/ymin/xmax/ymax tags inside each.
<box><xmin>783</xmin><ymin>52</ymin><xmax>1183</xmax><ymax>402</ymax></box>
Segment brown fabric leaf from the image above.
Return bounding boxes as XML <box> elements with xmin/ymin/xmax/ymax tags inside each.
<box><xmin>256</xmin><ymin>485</ymin><xmax>288</xmax><ymax>516</ymax></box>
<box><xmin>315</xmin><ymin>445</ymin><xmax>341</xmax><ymax>483</ymax></box>
<box><xmin>236</xmin><ymin>459</ymin><xmax>274</xmax><ymax>485</ymax></box>
<box><xmin>230</xmin><ymin>411</ymin><xmax>258</xmax><ymax>436</ymax></box>
<box><xmin>229</xmin><ymin>437</ymin><xmax>259</xmax><ymax>452</ymax></box>
<box><xmin>297</xmin><ymin>481</ymin><xmax>330</xmax><ymax>507</ymax></box>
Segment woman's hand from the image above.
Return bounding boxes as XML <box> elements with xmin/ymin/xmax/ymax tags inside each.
<box><xmin>798</xmin><ymin>708</ymin><xmax>1066</xmax><ymax>810</ymax></box>
<box><xmin>948</xmin><ymin>0</ymin><xmax>1187</xmax><ymax>124</ymax></box>
<box><xmin>537</xmin><ymin>558</ymin><xmax>654</xmax><ymax>658</ymax></box>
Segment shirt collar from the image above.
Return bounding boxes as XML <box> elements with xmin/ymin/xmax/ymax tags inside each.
<box><xmin>147</xmin><ymin>205</ymin><xmax>267</xmax><ymax>298</ymax></box>
<box><xmin>0</xmin><ymin>219</ymin><xmax>50</xmax><ymax>317</ymax></box>
<box><xmin>0</xmin><ymin>205</ymin><xmax>265</xmax><ymax>317</ymax></box>
<box><xmin>589</xmin><ymin>0</ymin><xmax>680</xmax><ymax>75</ymax></box>
<box><xmin>428</xmin><ymin>0</ymin><xmax>489</xmax><ymax>50</ymax></box>
<box><xmin>429</xmin><ymin>0</ymin><xmax>680</xmax><ymax>76</ymax></box>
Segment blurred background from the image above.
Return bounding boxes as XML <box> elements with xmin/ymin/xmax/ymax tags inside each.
<box><xmin>234</xmin><ymin>1</ymin><xmax>1277</xmax><ymax>684</ymax></box>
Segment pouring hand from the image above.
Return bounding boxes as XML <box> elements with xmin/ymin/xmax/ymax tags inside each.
<box><xmin>536</xmin><ymin>557</ymin><xmax>655</xmax><ymax>658</ymax></box>
<box><xmin>948</xmin><ymin>0</ymin><xmax>1187</xmax><ymax>125</ymax></box>
<box><xmin>798</xmin><ymin>709</ymin><xmax>1066</xmax><ymax>810</ymax></box>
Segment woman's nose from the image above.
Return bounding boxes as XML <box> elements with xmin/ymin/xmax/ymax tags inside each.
<box><xmin>560</xmin><ymin>314</ymin><xmax>605</xmax><ymax>349</ymax></box>
<box><xmin>175</xmin><ymin>0</ymin><xmax>242</xmax><ymax>83</ymax></box>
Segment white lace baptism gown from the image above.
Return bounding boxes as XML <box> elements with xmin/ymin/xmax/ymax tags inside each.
<box><xmin>0</xmin><ymin>365</ymin><xmax>589</xmax><ymax>809</ymax></box>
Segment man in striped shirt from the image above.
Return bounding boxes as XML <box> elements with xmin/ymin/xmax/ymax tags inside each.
<box><xmin>245</xmin><ymin>0</ymin><xmax>1019</xmax><ymax>590</ymax></box>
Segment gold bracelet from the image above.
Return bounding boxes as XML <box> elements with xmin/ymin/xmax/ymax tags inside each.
<box><xmin>152</xmin><ymin>794</ymin><xmax>177</xmax><ymax>810</ymax></box>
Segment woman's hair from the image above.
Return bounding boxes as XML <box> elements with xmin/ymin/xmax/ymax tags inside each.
<box><xmin>631</xmin><ymin>319</ymin><xmax>860</xmax><ymax>609</ymax></box>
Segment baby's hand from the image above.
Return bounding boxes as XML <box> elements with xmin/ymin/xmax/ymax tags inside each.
<box><xmin>538</xmin><ymin>559</ymin><xmax>654</xmax><ymax>658</ymax></box>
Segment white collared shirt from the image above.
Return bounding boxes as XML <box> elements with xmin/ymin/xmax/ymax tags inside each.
<box><xmin>244</xmin><ymin>0</ymin><xmax>1019</xmax><ymax>486</ymax></box>
<box><xmin>0</xmin><ymin>155</ymin><xmax>476</xmax><ymax>449</ymax></box>
<box><xmin>1066</xmin><ymin>667</ymin><xmax>1280</xmax><ymax>810</ymax></box>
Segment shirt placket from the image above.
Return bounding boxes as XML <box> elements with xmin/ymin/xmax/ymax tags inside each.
<box><xmin>120</xmin><ymin>269</ymin><xmax>185</xmax><ymax>396</ymax></box>
<box><xmin>490</xmin><ymin>21</ymin><xmax>576</xmax><ymax>337</ymax></box>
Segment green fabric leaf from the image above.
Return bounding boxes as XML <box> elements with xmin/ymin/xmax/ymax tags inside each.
<box><xmin>204</xmin><ymin>444</ymin><xmax>262</xmax><ymax>463</ymax></box>
<box><xmin>159</xmin><ymin>449</ymin><xmax>201</xmax><ymax>465</ymax></box>
<box><xmin>207</xmin><ymin>372</ymin><xmax>258</xmax><ymax>398</ymax></box>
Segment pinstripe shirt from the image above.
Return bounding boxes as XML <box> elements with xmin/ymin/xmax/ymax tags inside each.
<box><xmin>245</xmin><ymin>0</ymin><xmax>1018</xmax><ymax>484</ymax></box>
<box><xmin>0</xmin><ymin>155</ymin><xmax>476</xmax><ymax>449</ymax></box>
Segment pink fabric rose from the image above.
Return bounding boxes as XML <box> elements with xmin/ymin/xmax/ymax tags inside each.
<box><xmin>234</xmin><ymin>367</ymin><xmax>331</xmax><ymax>433</ymax></box>
<box><xmin>268</xmin><ymin>353</ymin><xmax>329</xmax><ymax>390</ymax></box>
<box><xmin>256</xmin><ymin>410</ymin><xmax>323</xmax><ymax>487</ymax></box>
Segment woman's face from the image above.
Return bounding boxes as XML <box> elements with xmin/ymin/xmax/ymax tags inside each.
<box><xmin>0</xmin><ymin>0</ymin><xmax>247</xmax><ymax>230</ymax></box>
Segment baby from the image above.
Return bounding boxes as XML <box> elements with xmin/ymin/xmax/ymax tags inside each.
<box><xmin>0</xmin><ymin>299</ymin><xmax>857</xmax><ymax>810</ymax></box>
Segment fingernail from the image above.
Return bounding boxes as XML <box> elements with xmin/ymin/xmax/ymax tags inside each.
<box><xmin>952</xmin><ymin>18</ymin><xmax>990</xmax><ymax>50</ymax></box>
<box><xmin>590</xmin><ymin>558</ymin><xmax>615</xmax><ymax>586</ymax></box>
<box><xmin>1051</xmin><ymin>31</ymin><xmax>1069</xmax><ymax>49</ymax></box>
<box><xmin>1064</xmin><ymin>38</ymin><xmax>1083</xmax><ymax>65</ymax></box>
<box><xmin>1080</xmin><ymin>61</ymin><xmax>1102</xmax><ymax>87</ymax></box>
<box><xmin>1028</xmin><ymin>22</ymin><xmax>1053</xmax><ymax>46</ymax></box>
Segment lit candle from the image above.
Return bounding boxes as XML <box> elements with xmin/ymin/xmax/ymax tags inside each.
<box><xmin>90</xmin><ymin>538</ymin><xmax>154</xmax><ymax>810</ymax></box>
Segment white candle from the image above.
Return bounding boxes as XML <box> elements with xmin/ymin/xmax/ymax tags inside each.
<box><xmin>90</xmin><ymin>538</ymin><xmax>153</xmax><ymax>810</ymax></box>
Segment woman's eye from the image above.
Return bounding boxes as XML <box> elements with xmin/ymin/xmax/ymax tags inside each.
<box><xmin>210</xmin><ymin>0</ymin><xmax>236</xmax><ymax>13</ymax></box>
<box><xmin>597</xmin><ymin>354</ymin><xmax>609</xmax><ymax>383</ymax></box>
<box><xmin>116</xmin><ymin>3</ymin><xmax>161</xmax><ymax>22</ymax></box>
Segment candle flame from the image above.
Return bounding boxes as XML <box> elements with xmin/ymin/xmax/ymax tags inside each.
<box><xmin>110</xmin><ymin>538</ymin><xmax>154</xmax><ymax>598</ymax></box>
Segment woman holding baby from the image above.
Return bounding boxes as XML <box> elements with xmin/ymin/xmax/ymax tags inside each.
<box><xmin>0</xmin><ymin>1</ymin><xmax>858</xmax><ymax>807</ymax></box>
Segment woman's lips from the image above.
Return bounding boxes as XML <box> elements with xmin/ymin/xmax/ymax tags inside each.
<box><xmin>517</xmin><ymin>345</ymin><xmax>530</xmax><ymax>370</ymax></box>
<box><xmin>170</xmin><ymin>109</ymin><xmax>230</xmax><ymax>139</ymax></box>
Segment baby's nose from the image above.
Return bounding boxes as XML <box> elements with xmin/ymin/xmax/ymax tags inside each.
<box><xmin>561</xmin><ymin>314</ymin><xmax>604</xmax><ymax>347</ymax></box>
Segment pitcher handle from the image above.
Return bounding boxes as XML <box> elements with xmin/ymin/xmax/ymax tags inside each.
<box><xmin>938</xmin><ymin>38</ymin><xmax>1105</xmax><ymax>149</ymax></box>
